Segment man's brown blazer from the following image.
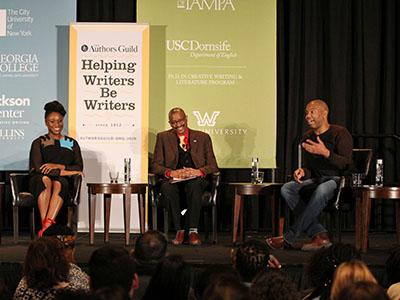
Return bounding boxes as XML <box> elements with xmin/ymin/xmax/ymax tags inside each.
<box><xmin>152</xmin><ymin>128</ymin><xmax>219</xmax><ymax>176</ymax></box>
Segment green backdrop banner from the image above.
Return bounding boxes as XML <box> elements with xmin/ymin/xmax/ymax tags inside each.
<box><xmin>138</xmin><ymin>0</ymin><xmax>276</xmax><ymax>168</ymax></box>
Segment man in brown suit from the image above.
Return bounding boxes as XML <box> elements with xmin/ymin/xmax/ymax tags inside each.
<box><xmin>152</xmin><ymin>107</ymin><xmax>218</xmax><ymax>245</ymax></box>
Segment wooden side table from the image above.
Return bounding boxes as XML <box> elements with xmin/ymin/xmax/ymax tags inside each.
<box><xmin>87</xmin><ymin>183</ymin><xmax>147</xmax><ymax>246</ymax></box>
<box><xmin>228</xmin><ymin>182</ymin><xmax>283</xmax><ymax>244</ymax></box>
<box><xmin>355</xmin><ymin>185</ymin><xmax>400</xmax><ymax>252</ymax></box>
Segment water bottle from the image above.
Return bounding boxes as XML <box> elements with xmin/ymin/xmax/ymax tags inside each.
<box><xmin>251</xmin><ymin>157</ymin><xmax>259</xmax><ymax>184</ymax></box>
<box><xmin>124</xmin><ymin>158</ymin><xmax>131</xmax><ymax>183</ymax></box>
<box><xmin>375</xmin><ymin>159</ymin><xmax>383</xmax><ymax>187</ymax></box>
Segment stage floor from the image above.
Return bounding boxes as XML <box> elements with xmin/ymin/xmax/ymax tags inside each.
<box><xmin>0</xmin><ymin>231</ymin><xmax>397</xmax><ymax>266</ymax></box>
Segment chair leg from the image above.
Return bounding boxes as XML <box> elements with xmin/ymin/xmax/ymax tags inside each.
<box><xmin>67</xmin><ymin>206</ymin><xmax>77</xmax><ymax>234</ymax></box>
<box><xmin>212</xmin><ymin>205</ymin><xmax>217</xmax><ymax>244</ymax></box>
<box><xmin>336</xmin><ymin>210</ymin><xmax>341</xmax><ymax>242</ymax></box>
<box><xmin>163</xmin><ymin>208</ymin><xmax>169</xmax><ymax>241</ymax></box>
<box><xmin>284</xmin><ymin>205</ymin><xmax>291</xmax><ymax>233</ymax></box>
<box><xmin>30</xmin><ymin>208</ymin><xmax>35</xmax><ymax>240</ymax></box>
<box><xmin>204</xmin><ymin>210</ymin><xmax>210</xmax><ymax>241</ymax></box>
<box><xmin>152</xmin><ymin>206</ymin><xmax>158</xmax><ymax>230</ymax></box>
<box><xmin>13</xmin><ymin>206</ymin><xmax>19</xmax><ymax>244</ymax></box>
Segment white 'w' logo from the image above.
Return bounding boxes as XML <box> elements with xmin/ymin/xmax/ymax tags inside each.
<box><xmin>193</xmin><ymin>111</ymin><xmax>221</xmax><ymax>127</ymax></box>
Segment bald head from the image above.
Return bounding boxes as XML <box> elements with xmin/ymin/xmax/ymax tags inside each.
<box><xmin>168</xmin><ymin>107</ymin><xmax>186</xmax><ymax>119</ymax></box>
<box><xmin>307</xmin><ymin>99</ymin><xmax>329</xmax><ymax>114</ymax></box>
<box><xmin>305</xmin><ymin>99</ymin><xmax>330</xmax><ymax>133</ymax></box>
<box><xmin>168</xmin><ymin>107</ymin><xmax>188</xmax><ymax>134</ymax></box>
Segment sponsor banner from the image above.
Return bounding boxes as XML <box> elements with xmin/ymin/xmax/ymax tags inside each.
<box><xmin>0</xmin><ymin>0</ymin><xmax>75</xmax><ymax>170</ymax></box>
<box><xmin>69</xmin><ymin>23</ymin><xmax>149</xmax><ymax>232</ymax></box>
<box><xmin>138</xmin><ymin>0</ymin><xmax>276</xmax><ymax>168</ymax></box>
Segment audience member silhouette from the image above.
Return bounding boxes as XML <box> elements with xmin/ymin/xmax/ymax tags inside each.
<box><xmin>337</xmin><ymin>281</ymin><xmax>389</xmax><ymax>300</ymax></box>
<box><xmin>302</xmin><ymin>243</ymin><xmax>360</xmax><ymax>300</ymax></box>
<box><xmin>232</xmin><ymin>239</ymin><xmax>280</xmax><ymax>284</ymax></box>
<box><xmin>43</xmin><ymin>225</ymin><xmax>90</xmax><ymax>293</ymax></box>
<box><xmin>202</xmin><ymin>272</ymin><xmax>249</xmax><ymax>300</ymax></box>
<box><xmin>14</xmin><ymin>237</ymin><xmax>83</xmax><ymax>299</ymax></box>
<box><xmin>330</xmin><ymin>260</ymin><xmax>377</xmax><ymax>300</ymax></box>
<box><xmin>250</xmin><ymin>270</ymin><xmax>298</xmax><ymax>300</ymax></box>
<box><xmin>193</xmin><ymin>265</ymin><xmax>241</xmax><ymax>300</ymax></box>
<box><xmin>91</xmin><ymin>286</ymin><xmax>131</xmax><ymax>300</ymax></box>
<box><xmin>131</xmin><ymin>230</ymin><xmax>167</xmax><ymax>274</ymax></box>
<box><xmin>55</xmin><ymin>289</ymin><xmax>90</xmax><ymax>300</ymax></box>
<box><xmin>386</xmin><ymin>246</ymin><xmax>400</xmax><ymax>300</ymax></box>
<box><xmin>142</xmin><ymin>255</ymin><xmax>191</xmax><ymax>300</ymax></box>
<box><xmin>130</xmin><ymin>230</ymin><xmax>167</xmax><ymax>299</ymax></box>
<box><xmin>89</xmin><ymin>246</ymin><xmax>138</xmax><ymax>299</ymax></box>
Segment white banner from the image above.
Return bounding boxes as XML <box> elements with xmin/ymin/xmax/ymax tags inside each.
<box><xmin>69</xmin><ymin>23</ymin><xmax>149</xmax><ymax>232</ymax></box>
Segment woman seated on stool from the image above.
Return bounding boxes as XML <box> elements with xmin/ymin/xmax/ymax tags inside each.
<box><xmin>28</xmin><ymin>100</ymin><xmax>83</xmax><ymax>237</ymax></box>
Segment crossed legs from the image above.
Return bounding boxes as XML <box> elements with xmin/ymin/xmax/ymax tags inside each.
<box><xmin>37</xmin><ymin>176</ymin><xmax>64</xmax><ymax>236</ymax></box>
<box><xmin>282</xmin><ymin>177</ymin><xmax>338</xmax><ymax>245</ymax></box>
<box><xmin>266</xmin><ymin>176</ymin><xmax>339</xmax><ymax>250</ymax></box>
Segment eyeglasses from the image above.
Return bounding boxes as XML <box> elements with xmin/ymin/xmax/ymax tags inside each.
<box><xmin>169</xmin><ymin>117</ymin><xmax>186</xmax><ymax>127</ymax></box>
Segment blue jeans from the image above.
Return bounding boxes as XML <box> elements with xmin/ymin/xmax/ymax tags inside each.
<box><xmin>281</xmin><ymin>176</ymin><xmax>339</xmax><ymax>244</ymax></box>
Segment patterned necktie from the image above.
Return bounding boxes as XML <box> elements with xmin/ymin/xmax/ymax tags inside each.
<box><xmin>179</xmin><ymin>135</ymin><xmax>187</xmax><ymax>151</ymax></box>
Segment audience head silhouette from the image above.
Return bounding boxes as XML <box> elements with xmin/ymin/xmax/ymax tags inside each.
<box><xmin>232</xmin><ymin>239</ymin><xmax>270</xmax><ymax>282</ymax></box>
<box><xmin>305</xmin><ymin>243</ymin><xmax>360</xmax><ymax>300</ymax></box>
<box><xmin>23</xmin><ymin>237</ymin><xmax>69</xmax><ymax>290</ymax></box>
<box><xmin>43</xmin><ymin>225</ymin><xmax>76</xmax><ymax>263</ymax></box>
<box><xmin>250</xmin><ymin>270</ymin><xmax>299</xmax><ymax>300</ymax></box>
<box><xmin>89</xmin><ymin>246</ymin><xmax>137</xmax><ymax>298</ymax></box>
<box><xmin>330</xmin><ymin>259</ymin><xmax>377</xmax><ymax>300</ymax></box>
<box><xmin>142</xmin><ymin>255</ymin><xmax>191</xmax><ymax>300</ymax></box>
<box><xmin>132</xmin><ymin>230</ymin><xmax>167</xmax><ymax>272</ymax></box>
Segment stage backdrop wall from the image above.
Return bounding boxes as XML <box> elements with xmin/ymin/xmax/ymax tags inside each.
<box><xmin>69</xmin><ymin>23</ymin><xmax>149</xmax><ymax>232</ymax></box>
<box><xmin>0</xmin><ymin>0</ymin><xmax>75</xmax><ymax>170</ymax></box>
<box><xmin>138</xmin><ymin>0</ymin><xmax>277</xmax><ymax>168</ymax></box>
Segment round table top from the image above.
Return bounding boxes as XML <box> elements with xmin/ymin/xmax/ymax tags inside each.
<box><xmin>355</xmin><ymin>185</ymin><xmax>400</xmax><ymax>199</ymax></box>
<box><xmin>87</xmin><ymin>182</ymin><xmax>147</xmax><ymax>194</ymax></box>
<box><xmin>226</xmin><ymin>182</ymin><xmax>283</xmax><ymax>187</ymax></box>
<box><xmin>87</xmin><ymin>182</ymin><xmax>147</xmax><ymax>186</ymax></box>
<box><xmin>226</xmin><ymin>182</ymin><xmax>283</xmax><ymax>196</ymax></box>
<box><xmin>359</xmin><ymin>185</ymin><xmax>400</xmax><ymax>191</ymax></box>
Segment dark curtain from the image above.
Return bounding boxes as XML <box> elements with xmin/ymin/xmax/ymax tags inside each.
<box><xmin>77</xmin><ymin>0</ymin><xmax>136</xmax><ymax>22</ymax></box>
<box><xmin>277</xmin><ymin>0</ymin><xmax>400</xmax><ymax>187</ymax></box>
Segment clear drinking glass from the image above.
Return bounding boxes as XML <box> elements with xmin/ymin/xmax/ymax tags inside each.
<box><xmin>255</xmin><ymin>171</ymin><xmax>264</xmax><ymax>184</ymax></box>
<box><xmin>109</xmin><ymin>171</ymin><xmax>119</xmax><ymax>183</ymax></box>
<box><xmin>351</xmin><ymin>173</ymin><xmax>363</xmax><ymax>187</ymax></box>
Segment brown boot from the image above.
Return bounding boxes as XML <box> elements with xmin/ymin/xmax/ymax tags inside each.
<box><xmin>265</xmin><ymin>236</ymin><xmax>293</xmax><ymax>250</ymax></box>
<box><xmin>301</xmin><ymin>232</ymin><xmax>332</xmax><ymax>251</ymax></box>
<box><xmin>171</xmin><ymin>230</ymin><xmax>185</xmax><ymax>245</ymax></box>
<box><xmin>188</xmin><ymin>232</ymin><xmax>201</xmax><ymax>246</ymax></box>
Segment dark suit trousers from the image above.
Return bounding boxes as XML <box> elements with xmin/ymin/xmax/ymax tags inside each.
<box><xmin>160</xmin><ymin>177</ymin><xmax>208</xmax><ymax>230</ymax></box>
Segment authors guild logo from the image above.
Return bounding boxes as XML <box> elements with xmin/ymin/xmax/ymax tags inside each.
<box><xmin>81</xmin><ymin>44</ymin><xmax>139</xmax><ymax>53</ymax></box>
